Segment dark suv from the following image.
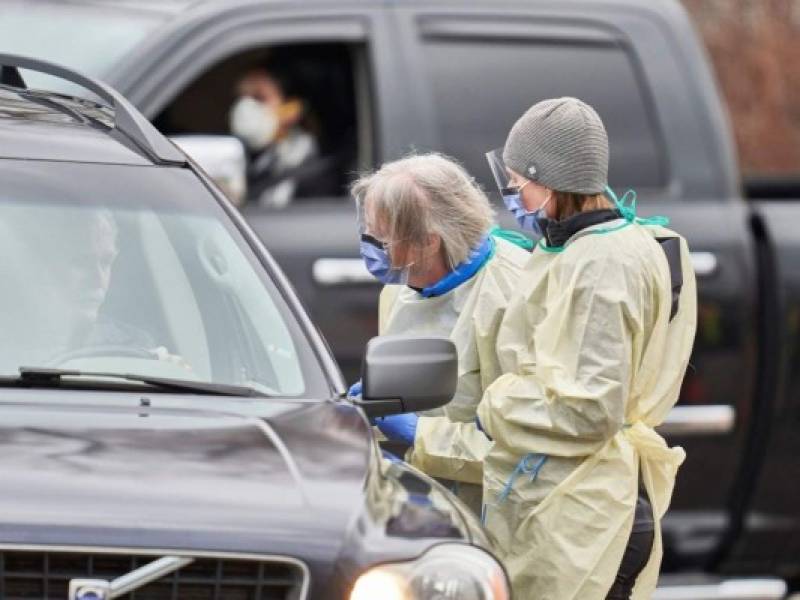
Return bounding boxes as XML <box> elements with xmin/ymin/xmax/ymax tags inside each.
<box><xmin>0</xmin><ymin>55</ymin><xmax>509</xmax><ymax>600</ymax></box>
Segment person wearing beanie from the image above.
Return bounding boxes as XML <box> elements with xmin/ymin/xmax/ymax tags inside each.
<box><xmin>477</xmin><ymin>98</ymin><xmax>698</xmax><ymax>599</ymax></box>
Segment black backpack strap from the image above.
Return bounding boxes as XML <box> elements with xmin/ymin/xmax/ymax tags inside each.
<box><xmin>656</xmin><ymin>237</ymin><xmax>684</xmax><ymax>322</ymax></box>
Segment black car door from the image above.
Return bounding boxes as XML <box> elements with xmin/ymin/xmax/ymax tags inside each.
<box><xmin>392</xmin><ymin>0</ymin><xmax>758</xmax><ymax>568</ymax></box>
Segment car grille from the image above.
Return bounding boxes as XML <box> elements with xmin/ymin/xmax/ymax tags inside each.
<box><xmin>0</xmin><ymin>550</ymin><xmax>306</xmax><ymax>600</ymax></box>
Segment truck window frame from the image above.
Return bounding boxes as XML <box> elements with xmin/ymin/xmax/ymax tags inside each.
<box><xmin>112</xmin><ymin>11</ymin><xmax>384</xmax><ymax>201</ymax></box>
<box><xmin>404</xmin><ymin>13</ymin><xmax>672</xmax><ymax>199</ymax></box>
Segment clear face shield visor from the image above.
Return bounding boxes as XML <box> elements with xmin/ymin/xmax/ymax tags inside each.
<box><xmin>485</xmin><ymin>147</ymin><xmax>518</xmax><ymax>195</ymax></box>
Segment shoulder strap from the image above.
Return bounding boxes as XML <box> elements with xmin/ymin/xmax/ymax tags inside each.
<box><xmin>655</xmin><ymin>237</ymin><xmax>684</xmax><ymax>322</ymax></box>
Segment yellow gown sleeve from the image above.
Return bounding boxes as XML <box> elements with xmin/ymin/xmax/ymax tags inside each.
<box><xmin>407</xmin><ymin>415</ymin><xmax>491</xmax><ymax>484</ymax></box>
<box><xmin>406</xmin><ymin>274</ymin><xmax>510</xmax><ymax>483</ymax></box>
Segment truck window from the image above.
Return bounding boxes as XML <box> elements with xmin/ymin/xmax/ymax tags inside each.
<box><xmin>153</xmin><ymin>43</ymin><xmax>371</xmax><ymax>208</ymax></box>
<box><xmin>421</xmin><ymin>38</ymin><xmax>668</xmax><ymax>195</ymax></box>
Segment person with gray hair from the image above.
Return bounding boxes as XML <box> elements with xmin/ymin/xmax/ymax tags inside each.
<box><xmin>349</xmin><ymin>152</ymin><xmax>529</xmax><ymax>515</ymax></box>
<box><xmin>478</xmin><ymin>98</ymin><xmax>698</xmax><ymax>599</ymax></box>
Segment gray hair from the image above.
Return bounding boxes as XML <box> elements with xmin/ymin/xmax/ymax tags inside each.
<box><xmin>351</xmin><ymin>153</ymin><xmax>495</xmax><ymax>268</ymax></box>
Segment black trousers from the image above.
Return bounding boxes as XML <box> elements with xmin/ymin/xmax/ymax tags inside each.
<box><xmin>605</xmin><ymin>491</ymin><xmax>655</xmax><ymax>600</ymax></box>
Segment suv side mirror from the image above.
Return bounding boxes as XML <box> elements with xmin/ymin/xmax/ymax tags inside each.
<box><xmin>356</xmin><ymin>335</ymin><xmax>458</xmax><ymax>418</ymax></box>
<box><xmin>170</xmin><ymin>135</ymin><xmax>247</xmax><ymax>206</ymax></box>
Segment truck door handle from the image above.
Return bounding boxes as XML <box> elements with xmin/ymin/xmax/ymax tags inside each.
<box><xmin>313</xmin><ymin>258</ymin><xmax>380</xmax><ymax>286</ymax></box>
<box><xmin>656</xmin><ymin>405</ymin><xmax>735</xmax><ymax>436</ymax></box>
<box><xmin>690</xmin><ymin>252</ymin><xmax>718</xmax><ymax>278</ymax></box>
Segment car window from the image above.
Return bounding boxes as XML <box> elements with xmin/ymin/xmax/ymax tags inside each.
<box><xmin>0</xmin><ymin>160</ymin><xmax>329</xmax><ymax>397</ymax></box>
<box><xmin>421</xmin><ymin>36</ymin><xmax>668</xmax><ymax>196</ymax></box>
<box><xmin>0</xmin><ymin>1</ymin><xmax>167</xmax><ymax>98</ymax></box>
<box><xmin>153</xmin><ymin>42</ymin><xmax>372</xmax><ymax>209</ymax></box>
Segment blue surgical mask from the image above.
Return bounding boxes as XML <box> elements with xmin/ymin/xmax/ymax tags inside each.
<box><xmin>359</xmin><ymin>235</ymin><xmax>409</xmax><ymax>284</ymax></box>
<box><xmin>502</xmin><ymin>190</ymin><xmax>550</xmax><ymax>237</ymax></box>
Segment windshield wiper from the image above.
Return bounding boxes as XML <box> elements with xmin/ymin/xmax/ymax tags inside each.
<box><xmin>2</xmin><ymin>367</ymin><xmax>264</xmax><ymax>398</ymax></box>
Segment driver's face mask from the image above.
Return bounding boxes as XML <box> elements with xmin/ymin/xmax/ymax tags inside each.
<box><xmin>229</xmin><ymin>96</ymin><xmax>279</xmax><ymax>151</ymax></box>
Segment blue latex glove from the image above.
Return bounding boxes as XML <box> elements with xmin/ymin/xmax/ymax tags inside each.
<box><xmin>348</xmin><ymin>379</ymin><xmax>363</xmax><ymax>398</ymax></box>
<box><xmin>374</xmin><ymin>413</ymin><xmax>418</xmax><ymax>445</ymax></box>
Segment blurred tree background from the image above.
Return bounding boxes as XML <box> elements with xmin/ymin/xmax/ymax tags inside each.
<box><xmin>682</xmin><ymin>0</ymin><xmax>800</xmax><ymax>176</ymax></box>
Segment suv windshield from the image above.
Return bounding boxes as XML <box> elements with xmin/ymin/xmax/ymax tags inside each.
<box><xmin>0</xmin><ymin>1</ymin><xmax>166</xmax><ymax>97</ymax></box>
<box><xmin>0</xmin><ymin>160</ymin><xmax>328</xmax><ymax>397</ymax></box>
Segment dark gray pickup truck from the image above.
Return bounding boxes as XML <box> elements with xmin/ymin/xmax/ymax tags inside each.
<box><xmin>3</xmin><ymin>0</ymin><xmax>799</xmax><ymax>596</ymax></box>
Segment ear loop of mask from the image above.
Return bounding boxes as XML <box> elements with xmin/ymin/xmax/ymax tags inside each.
<box><xmin>359</xmin><ymin>235</ymin><xmax>413</xmax><ymax>285</ymax></box>
<box><xmin>509</xmin><ymin>185</ymin><xmax>554</xmax><ymax>236</ymax></box>
<box><xmin>357</xmin><ymin>194</ymin><xmax>433</xmax><ymax>285</ymax></box>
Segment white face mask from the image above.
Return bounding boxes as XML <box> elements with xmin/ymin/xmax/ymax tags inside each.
<box><xmin>229</xmin><ymin>97</ymin><xmax>278</xmax><ymax>151</ymax></box>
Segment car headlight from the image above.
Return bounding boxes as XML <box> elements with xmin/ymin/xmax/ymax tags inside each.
<box><xmin>349</xmin><ymin>544</ymin><xmax>509</xmax><ymax>600</ymax></box>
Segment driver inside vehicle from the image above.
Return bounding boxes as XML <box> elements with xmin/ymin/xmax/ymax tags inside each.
<box><xmin>229</xmin><ymin>54</ymin><xmax>339</xmax><ymax>208</ymax></box>
<box><xmin>9</xmin><ymin>208</ymin><xmax>189</xmax><ymax>370</ymax></box>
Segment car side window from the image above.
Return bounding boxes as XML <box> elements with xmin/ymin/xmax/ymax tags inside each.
<box><xmin>153</xmin><ymin>42</ymin><xmax>373</xmax><ymax>209</ymax></box>
<box><xmin>420</xmin><ymin>34</ymin><xmax>668</xmax><ymax>196</ymax></box>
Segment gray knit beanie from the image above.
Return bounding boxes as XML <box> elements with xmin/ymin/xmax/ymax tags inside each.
<box><xmin>503</xmin><ymin>97</ymin><xmax>609</xmax><ymax>194</ymax></box>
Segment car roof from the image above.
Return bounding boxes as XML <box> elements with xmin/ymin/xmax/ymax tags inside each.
<box><xmin>0</xmin><ymin>85</ymin><xmax>162</xmax><ymax>166</ymax></box>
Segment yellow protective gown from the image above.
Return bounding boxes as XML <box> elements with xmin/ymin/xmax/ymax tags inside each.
<box><xmin>476</xmin><ymin>220</ymin><xmax>697</xmax><ymax>599</ymax></box>
<box><xmin>379</xmin><ymin>237</ymin><xmax>528</xmax><ymax>515</ymax></box>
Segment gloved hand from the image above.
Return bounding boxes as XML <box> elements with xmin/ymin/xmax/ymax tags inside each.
<box><xmin>374</xmin><ymin>413</ymin><xmax>418</xmax><ymax>445</ymax></box>
<box><xmin>348</xmin><ymin>380</ymin><xmax>363</xmax><ymax>398</ymax></box>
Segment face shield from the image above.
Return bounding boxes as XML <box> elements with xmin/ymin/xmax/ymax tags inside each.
<box><xmin>486</xmin><ymin>148</ymin><xmax>548</xmax><ymax>236</ymax></box>
<box><xmin>485</xmin><ymin>147</ymin><xmax>517</xmax><ymax>195</ymax></box>
<box><xmin>355</xmin><ymin>195</ymin><xmax>412</xmax><ymax>285</ymax></box>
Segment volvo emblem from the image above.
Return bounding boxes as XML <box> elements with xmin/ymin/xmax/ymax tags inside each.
<box><xmin>69</xmin><ymin>579</ymin><xmax>111</xmax><ymax>600</ymax></box>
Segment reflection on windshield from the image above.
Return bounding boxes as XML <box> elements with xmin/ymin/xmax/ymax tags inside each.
<box><xmin>1</xmin><ymin>1</ymin><xmax>165</xmax><ymax>97</ymax></box>
<box><xmin>0</xmin><ymin>199</ymin><xmax>305</xmax><ymax>397</ymax></box>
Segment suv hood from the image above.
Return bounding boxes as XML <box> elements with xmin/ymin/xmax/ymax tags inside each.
<box><xmin>0</xmin><ymin>392</ymin><xmax>371</xmax><ymax>567</ymax></box>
